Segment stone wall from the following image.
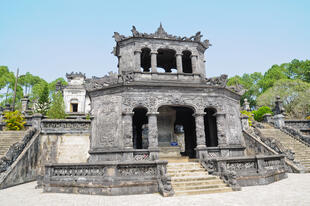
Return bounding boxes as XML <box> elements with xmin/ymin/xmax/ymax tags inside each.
<box><xmin>37</xmin><ymin>119</ymin><xmax>91</xmax><ymax>184</ymax></box>
<box><xmin>203</xmin><ymin>154</ymin><xmax>287</xmax><ymax>187</ymax></box>
<box><xmin>43</xmin><ymin>160</ymin><xmax>173</xmax><ymax>196</ymax></box>
<box><xmin>284</xmin><ymin>120</ymin><xmax>310</xmax><ymax>130</ymax></box>
<box><xmin>0</xmin><ymin>128</ymin><xmax>40</xmax><ymax>189</ymax></box>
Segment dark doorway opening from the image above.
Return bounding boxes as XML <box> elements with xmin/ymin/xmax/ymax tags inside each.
<box><xmin>71</xmin><ymin>103</ymin><xmax>78</xmax><ymax>112</ymax></box>
<box><xmin>204</xmin><ymin>108</ymin><xmax>218</xmax><ymax>147</ymax></box>
<box><xmin>132</xmin><ymin>107</ymin><xmax>148</xmax><ymax>149</ymax></box>
<box><xmin>141</xmin><ymin>48</ymin><xmax>151</xmax><ymax>72</ymax></box>
<box><xmin>157</xmin><ymin>49</ymin><xmax>177</xmax><ymax>73</ymax></box>
<box><xmin>157</xmin><ymin>106</ymin><xmax>196</xmax><ymax>158</ymax></box>
<box><xmin>182</xmin><ymin>50</ymin><xmax>192</xmax><ymax>73</ymax></box>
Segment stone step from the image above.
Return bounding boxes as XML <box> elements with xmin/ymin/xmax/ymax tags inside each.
<box><xmin>173</xmin><ymin>183</ymin><xmax>228</xmax><ymax>191</ymax></box>
<box><xmin>167</xmin><ymin>168</ymin><xmax>206</xmax><ymax>173</ymax></box>
<box><xmin>172</xmin><ymin>179</ymin><xmax>224</xmax><ymax>187</ymax></box>
<box><xmin>174</xmin><ymin>187</ymin><xmax>233</xmax><ymax>196</ymax></box>
<box><xmin>169</xmin><ymin>172</ymin><xmax>209</xmax><ymax>177</ymax></box>
<box><xmin>171</xmin><ymin>176</ymin><xmax>217</xmax><ymax>182</ymax></box>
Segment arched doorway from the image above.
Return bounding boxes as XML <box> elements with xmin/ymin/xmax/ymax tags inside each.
<box><xmin>132</xmin><ymin>107</ymin><xmax>148</xmax><ymax>149</ymax></box>
<box><xmin>204</xmin><ymin>108</ymin><xmax>218</xmax><ymax>147</ymax></box>
<box><xmin>157</xmin><ymin>105</ymin><xmax>196</xmax><ymax>158</ymax></box>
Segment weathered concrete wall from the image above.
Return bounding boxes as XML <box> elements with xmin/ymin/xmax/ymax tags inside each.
<box><xmin>37</xmin><ymin>134</ymin><xmax>90</xmax><ymax>177</ymax></box>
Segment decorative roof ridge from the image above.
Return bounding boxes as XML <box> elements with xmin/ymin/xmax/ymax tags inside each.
<box><xmin>112</xmin><ymin>24</ymin><xmax>211</xmax><ymax>49</ymax></box>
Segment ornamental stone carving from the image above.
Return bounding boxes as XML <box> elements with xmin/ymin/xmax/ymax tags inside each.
<box><xmin>117</xmin><ymin>166</ymin><xmax>156</xmax><ymax>176</ymax></box>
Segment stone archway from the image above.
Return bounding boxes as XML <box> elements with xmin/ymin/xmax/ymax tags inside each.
<box><xmin>157</xmin><ymin>105</ymin><xmax>197</xmax><ymax>158</ymax></box>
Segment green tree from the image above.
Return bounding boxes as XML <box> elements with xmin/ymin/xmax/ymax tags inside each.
<box><xmin>257</xmin><ymin>79</ymin><xmax>310</xmax><ymax>118</ymax></box>
<box><xmin>253</xmin><ymin>106</ymin><xmax>273</xmax><ymax>122</ymax></box>
<box><xmin>47</xmin><ymin>91</ymin><xmax>66</xmax><ymax>119</ymax></box>
<box><xmin>286</xmin><ymin>59</ymin><xmax>310</xmax><ymax>83</ymax></box>
<box><xmin>19</xmin><ymin>72</ymin><xmax>44</xmax><ymax>95</ymax></box>
<box><xmin>257</xmin><ymin>64</ymin><xmax>288</xmax><ymax>93</ymax></box>
<box><xmin>48</xmin><ymin>77</ymin><xmax>68</xmax><ymax>94</ymax></box>
<box><xmin>227</xmin><ymin>72</ymin><xmax>263</xmax><ymax>108</ymax></box>
<box><xmin>0</xmin><ymin>66</ymin><xmax>15</xmax><ymax>106</ymax></box>
<box><xmin>35</xmin><ymin>83</ymin><xmax>50</xmax><ymax>115</ymax></box>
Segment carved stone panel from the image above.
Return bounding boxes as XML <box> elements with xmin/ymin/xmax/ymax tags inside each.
<box><xmin>91</xmin><ymin>95</ymin><xmax>123</xmax><ymax>149</ymax></box>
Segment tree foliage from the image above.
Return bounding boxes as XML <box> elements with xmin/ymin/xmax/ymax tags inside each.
<box><xmin>257</xmin><ymin>79</ymin><xmax>310</xmax><ymax>118</ymax></box>
<box><xmin>47</xmin><ymin>91</ymin><xmax>67</xmax><ymax>119</ymax></box>
<box><xmin>253</xmin><ymin>106</ymin><xmax>273</xmax><ymax>122</ymax></box>
<box><xmin>34</xmin><ymin>83</ymin><xmax>50</xmax><ymax>115</ymax></box>
<box><xmin>3</xmin><ymin>110</ymin><xmax>26</xmax><ymax>130</ymax></box>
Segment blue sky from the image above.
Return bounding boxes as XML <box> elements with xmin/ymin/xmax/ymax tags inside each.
<box><xmin>0</xmin><ymin>0</ymin><xmax>309</xmax><ymax>82</ymax></box>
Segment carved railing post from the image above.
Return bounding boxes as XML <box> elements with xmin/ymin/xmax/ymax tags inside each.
<box><xmin>122</xmin><ymin>112</ymin><xmax>134</xmax><ymax>149</ymax></box>
<box><xmin>32</xmin><ymin>113</ymin><xmax>43</xmax><ymax>130</ymax></box>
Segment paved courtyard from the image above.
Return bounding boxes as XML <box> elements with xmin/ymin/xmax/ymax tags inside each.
<box><xmin>0</xmin><ymin>173</ymin><xmax>310</xmax><ymax>206</ymax></box>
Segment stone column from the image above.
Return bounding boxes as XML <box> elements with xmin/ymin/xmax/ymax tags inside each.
<box><xmin>134</xmin><ymin>50</ymin><xmax>142</xmax><ymax>71</ymax></box>
<box><xmin>151</xmin><ymin>52</ymin><xmax>158</xmax><ymax>73</ymax></box>
<box><xmin>32</xmin><ymin>113</ymin><xmax>43</xmax><ymax>130</ymax></box>
<box><xmin>21</xmin><ymin>95</ymin><xmax>29</xmax><ymax>114</ymax></box>
<box><xmin>216</xmin><ymin>113</ymin><xmax>227</xmax><ymax>146</ymax></box>
<box><xmin>240</xmin><ymin>114</ymin><xmax>249</xmax><ymax>131</ymax></box>
<box><xmin>122</xmin><ymin>112</ymin><xmax>134</xmax><ymax>149</ymax></box>
<box><xmin>147</xmin><ymin>112</ymin><xmax>159</xmax><ymax>148</ymax></box>
<box><xmin>194</xmin><ymin>113</ymin><xmax>206</xmax><ymax>148</ymax></box>
<box><xmin>176</xmin><ymin>53</ymin><xmax>183</xmax><ymax>73</ymax></box>
<box><xmin>191</xmin><ymin>55</ymin><xmax>198</xmax><ymax>73</ymax></box>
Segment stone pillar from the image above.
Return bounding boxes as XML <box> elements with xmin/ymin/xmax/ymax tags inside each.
<box><xmin>274</xmin><ymin>114</ymin><xmax>285</xmax><ymax>128</ymax></box>
<box><xmin>191</xmin><ymin>55</ymin><xmax>198</xmax><ymax>73</ymax></box>
<box><xmin>176</xmin><ymin>53</ymin><xmax>183</xmax><ymax>73</ymax></box>
<box><xmin>147</xmin><ymin>112</ymin><xmax>159</xmax><ymax>148</ymax></box>
<box><xmin>134</xmin><ymin>50</ymin><xmax>142</xmax><ymax>71</ymax></box>
<box><xmin>122</xmin><ymin>112</ymin><xmax>134</xmax><ymax>149</ymax></box>
<box><xmin>194</xmin><ymin>113</ymin><xmax>206</xmax><ymax>148</ymax></box>
<box><xmin>21</xmin><ymin>95</ymin><xmax>29</xmax><ymax>114</ymax></box>
<box><xmin>216</xmin><ymin>113</ymin><xmax>227</xmax><ymax>146</ymax></box>
<box><xmin>151</xmin><ymin>52</ymin><xmax>158</xmax><ymax>73</ymax></box>
<box><xmin>32</xmin><ymin>113</ymin><xmax>43</xmax><ymax>130</ymax></box>
<box><xmin>240</xmin><ymin>114</ymin><xmax>249</xmax><ymax>131</ymax></box>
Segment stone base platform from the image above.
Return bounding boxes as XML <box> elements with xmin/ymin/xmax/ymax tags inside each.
<box><xmin>159</xmin><ymin>146</ymin><xmax>181</xmax><ymax>158</ymax></box>
<box><xmin>42</xmin><ymin>160</ymin><xmax>174</xmax><ymax>196</ymax></box>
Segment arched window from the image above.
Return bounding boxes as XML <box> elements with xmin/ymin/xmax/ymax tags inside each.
<box><xmin>204</xmin><ymin>108</ymin><xmax>218</xmax><ymax>147</ymax></box>
<box><xmin>182</xmin><ymin>50</ymin><xmax>192</xmax><ymax>73</ymax></box>
<box><xmin>157</xmin><ymin>49</ymin><xmax>176</xmax><ymax>73</ymax></box>
<box><xmin>141</xmin><ymin>48</ymin><xmax>151</xmax><ymax>72</ymax></box>
<box><xmin>132</xmin><ymin>107</ymin><xmax>148</xmax><ymax>149</ymax></box>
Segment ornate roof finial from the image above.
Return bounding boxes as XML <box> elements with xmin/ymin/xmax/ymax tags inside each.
<box><xmin>155</xmin><ymin>23</ymin><xmax>168</xmax><ymax>38</ymax></box>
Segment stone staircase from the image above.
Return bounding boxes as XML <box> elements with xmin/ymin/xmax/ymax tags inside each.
<box><xmin>259</xmin><ymin>125</ymin><xmax>310</xmax><ymax>172</ymax></box>
<box><xmin>0</xmin><ymin>131</ymin><xmax>25</xmax><ymax>157</ymax></box>
<box><xmin>167</xmin><ymin>161</ymin><xmax>233</xmax><ymax>195</ymax></box>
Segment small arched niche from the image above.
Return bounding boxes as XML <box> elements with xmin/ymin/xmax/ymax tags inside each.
<box><xmin>157</xmin><ymin>48</ymin><xmax>177</xmax><ymax>73</ymax></box>
<box><xmin>204</xmin><ymin>107</ymin><xmax>218</xmax><ymax>147</ymax></box>
<box><xmin>141</xmin><ymin>48</ymin><xmax>151</xmax><ymax>72</ymax></box>
<box><xmin>182</xmin><ymin>50</ymin><xmax>192</xmax><ymax>73</ymax></box>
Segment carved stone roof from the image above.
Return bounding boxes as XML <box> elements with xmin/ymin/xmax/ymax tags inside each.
<box><xmin>66</xmin><ymin>72</ymin><xmax>86</xmax><ymax>80</ymax></box>
<box><xmin>112</xmin><ymin>24</ymin><xmax>211</xmax><ymax>49</ymax></box>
